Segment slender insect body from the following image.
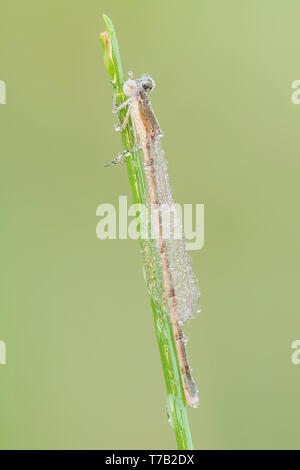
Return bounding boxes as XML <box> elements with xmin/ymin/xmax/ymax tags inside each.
<box><xmin>114</xmin><ymin>74</ymin><xmax>200</xmax><ymax>408</ymax></box>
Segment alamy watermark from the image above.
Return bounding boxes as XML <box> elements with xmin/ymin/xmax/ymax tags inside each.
<box><xmin>291</xmin><ymin>80</ymin><xmax>300</xmax><ymax>104</ymax></box>
<box><xmin>291</xmin><ymin>340</ymin><xmax>300</xmax><ymax>365</ymax></box>
<box><xmin>96</xmin><ymin>196</ymin><xmax>204</xmax><ymax>251</ymax></box>
<box><xmin>0</xmin><ymin>80</ymin><xmax>6</xmax><ymax>104</ymax></box>
<box><xmin>0</xmin><ymin>340</ymin><xmax>6</xmax><ymax>365</ymax></box>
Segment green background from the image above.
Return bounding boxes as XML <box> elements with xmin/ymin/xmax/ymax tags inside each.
<box><xmin>1</xmin><ymin>0</ymin><xmax>300</xmax><ymax>449</ymax></box>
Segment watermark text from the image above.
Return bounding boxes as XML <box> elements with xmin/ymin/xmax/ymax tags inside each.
<box><xmin>0</xmin><ymin>340</ymin><xmax>6</xmax><ymax>365</ymax></box>
<box><xmin>0</xmin><ymin>80</ymin><xmax>6</xmax><ymax>104</ymax></box>
<box><xmin>96</xmin><ymin>196</ymin><xmax>204</xmax><ymax>251</ymax></box>
<box><xmin>291</xmin><ymin>80</ymin><xmax>300</xmax><ymax>104</ymax></box>
<box><xmin>291</xmin><ymin>340</ymin><xmax>300</xmax><ymax>365</ymax></box>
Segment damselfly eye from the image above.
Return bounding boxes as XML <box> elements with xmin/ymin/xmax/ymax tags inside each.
<box><xmin>139</xmin><ymin>75</ymin><xmax>155</xmax><ymax>92</ymax></box>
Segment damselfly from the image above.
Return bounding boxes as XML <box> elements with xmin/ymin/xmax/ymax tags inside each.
<box><xmin>111</xmin><ymin>74</ymin><xmax>200</xmax><ymax>408</ymax></box>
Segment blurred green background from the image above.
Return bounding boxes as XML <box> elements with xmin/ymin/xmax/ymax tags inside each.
<box><xmin>1</xmin><ymin>0</ymin><xmax>300</xmax><ymax>450</ymax></box>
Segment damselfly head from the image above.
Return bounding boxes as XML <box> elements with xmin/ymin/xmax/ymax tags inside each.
<box><xmin>123</xmin><ymin>75</ymin><xmax>155</xmax><ymax>97</ymax></box>
<box><xmin>137</xmin><ymin>74</ymin><xmax>155</xmax><ymax>93</ymax></box>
